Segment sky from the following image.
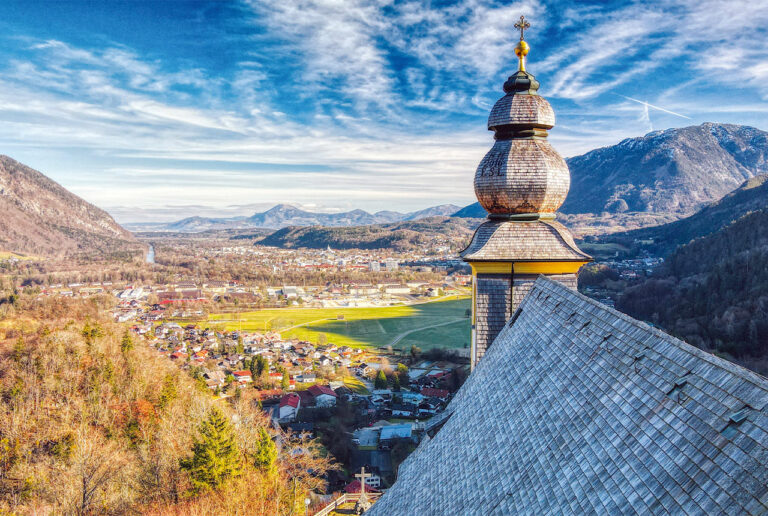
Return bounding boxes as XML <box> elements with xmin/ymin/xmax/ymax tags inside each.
<box><xmin>0</xmin><ymin>0</ymin><xmax>767</xmax><ymax>223</ymax></box>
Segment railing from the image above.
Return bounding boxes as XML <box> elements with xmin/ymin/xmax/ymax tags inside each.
<box><xmin>313</xmin><ymin>492</ymin><xmax>382</xmax><ymax>516</ymax></box>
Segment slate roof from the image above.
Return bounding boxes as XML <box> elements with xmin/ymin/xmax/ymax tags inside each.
<box><xmin>460</xmin><ymin>219</ymin><xmax>591</xmax><ymax>262</ymax></box>
<box><xmin>368</xmin><ymin>277</ymin><xmax>768</xmax><ymax>515</ymax></box>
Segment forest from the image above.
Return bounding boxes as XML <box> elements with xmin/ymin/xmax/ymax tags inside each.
<box><xmin>617</xmin><ymin>209</ymin><xmax>768</xmax><ymax>375</ymax></box>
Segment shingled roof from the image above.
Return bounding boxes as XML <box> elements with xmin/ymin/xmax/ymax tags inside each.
<box><xmin>460</xmin><ymin>219</ymin><xmax>590</xmax><ymax>262</ymax></box>
<box><xmin>368</xmin><ymin>277</ymin><xmax>768</xmax><ymax>515</ymax></box>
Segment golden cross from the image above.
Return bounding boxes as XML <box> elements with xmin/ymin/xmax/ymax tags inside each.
<box><xmin>514</xmin><ymin>15</ymin><xmax>530</xmax><ymax>41</ymax></box>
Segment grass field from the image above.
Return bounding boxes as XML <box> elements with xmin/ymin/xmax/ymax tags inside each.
<box><xmin>209</xmin><ymin>297</ymin><xmax>471</xmax><ymax>351</ymax></box>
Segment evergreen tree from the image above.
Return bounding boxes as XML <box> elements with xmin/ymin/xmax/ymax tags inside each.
<box><xmin>392</xmin><ymin>373</ymin><xmax>401</xmax><ymax>392</ymax></box>
<box><xmin>12</xmin><ymin>337</ymin><xmax>24</xmax><ymax>362</ymax></box>
<box><xmin>281</xmin><ymin>371</ymin><xmax>290</xmax><ymax>391</ymax></box>
<box><xmin>121</xmin><ymin>331</ymin><xmax>134</xmax><ymax>353</ymax></box>
<box><xmin>180</xmin><ymin>407</ymin><xmax>242</xmax><ymax>492</ymax></box>
<box><xmin>253</xmin><ymin>428</ymin><xmax>278</xmax><ymax>481</ymax></box>
<box><xmin>374</xmin><ymin>370</ymin><xmax>387</xmax><ymax>390</ymax></box>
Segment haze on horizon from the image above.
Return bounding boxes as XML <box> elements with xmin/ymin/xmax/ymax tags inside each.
<box><xmin>0</xmin><ymin>0</ymin><xmax>766</xmax><ymax>223</ymax></box>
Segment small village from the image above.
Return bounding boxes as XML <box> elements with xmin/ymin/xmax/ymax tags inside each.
<box><xmin>33</xmin><ymin>245</ymin><xmax>468</xmax><ymax>501</ymax></box>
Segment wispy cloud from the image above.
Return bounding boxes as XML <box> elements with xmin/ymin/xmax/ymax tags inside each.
<box><xmin>0</xmin><ymin>0</ymin><xmax>766</xmax><ymax>223</ymax></box>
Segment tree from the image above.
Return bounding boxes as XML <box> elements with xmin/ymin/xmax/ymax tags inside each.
<box><xmin>180</xmin><ymin>407</ymin><xmax>242</xmax><ymax>492</ymax></box>
<box><xmin>253</xmin><ymin>428</ymin><xmax>278</xmax><ymax>481</ymax></box>
<box><xmin>317</xmin><ymin>333</ymin><xmax>328</xmax><ymax>346</ymax></box>
<box><xmin>374</xmin><ymin>370</ymin><xmax>387</xmax><ymax>390</ymax></box>
<box><xmin>392</xmin><ymin>373</ymin><xmax>401</xmax><ymax>392</ymax></box>
<box><xmin>121</xmin><ymin>331</ymin><xmax>134</xmax><ymax>353</ymax></box>
<box><xmin>12</xmin><ymin>337</ymin><xmax>25</xmax><ymax>362</ymax></box>
<box><xmin>281</xmin><ymin>371</ymin><xmax>290</xmax><ymax>391</ymax></box>
<box><xmin>396</xmin><ymin>363</ymin><xmax>409</xmax><ymax>383</ymax></box>
<box><xmin>410</xmin><ymin>345</ymin><xmax>422</xmax><ymax>360</ymax></box>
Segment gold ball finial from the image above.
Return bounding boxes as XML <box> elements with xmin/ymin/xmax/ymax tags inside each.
<box><xmin>515</xmin><ymin>40</ymin><xmax>530</xmax><ymax>58</ymax></box>
<box><xmin>513</xmin><ymin>15</ymin><xmax>531</xmax><ymax>72</ymax></box>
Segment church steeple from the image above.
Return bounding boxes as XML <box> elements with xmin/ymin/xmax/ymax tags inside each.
<box><xmin>461</xmin><ymin>18</ymin><xmax>591</xmax><ymax>368</ymax></box>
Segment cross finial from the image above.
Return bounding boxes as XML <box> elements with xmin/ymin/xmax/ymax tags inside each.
<box><xmin>514</xmin><ymin>15</ymin><xmax>530</xmax><ymax>41</ymax></box>
<box><xmin>355</xmin><ymin>467</ymin><xmax>372</xmax><ymax>495</ymax></box>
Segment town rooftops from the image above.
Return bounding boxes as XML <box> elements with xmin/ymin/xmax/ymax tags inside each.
<box><xmin>368</xmin><ymin>277</ymin><xmax>768</xmax><ymax>515</ymax></box>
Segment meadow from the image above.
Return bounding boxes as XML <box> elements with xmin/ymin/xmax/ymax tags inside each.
<box><xmin>208</xmin><ymin>296</ymin><xmax>471</xmax><ymax>351</ymax></box>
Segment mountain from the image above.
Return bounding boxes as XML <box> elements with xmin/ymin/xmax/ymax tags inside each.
<box><xmin>147</xmin><ymin>203</ymin><xmax>462</xmax><ymax>232</ymax></box>
<box><xmin>452</xmin><ymin>203</ymin><xmax>487</xmax><ymax>218</ymax></box>
<box><xmin>596</xmin><ymin>174</ymin><xmax>768</xmax><ymax>256</ymax></box>
<box><xmin>563</xmin><ymin>123</ymin><xmax>768</xmax><ymax>215</ymax></box>
<box><xmin>254</xmin><ymin>216</ymin><xmax>479</xmax><ymax>251</ymax></box>
<box><xmin>0</xmin><ymin>155</ymin><xmax>141</xmax><ymax>258</ymax></box>
<box><xmin>617</xmin><ymin>208</ymin><xmax>768</xmax><ymax>374</ymax></box>
<box><xmin>454</xmin><ymin>123</ymin><xmax>768</xmax><ymax>232</ymax></box>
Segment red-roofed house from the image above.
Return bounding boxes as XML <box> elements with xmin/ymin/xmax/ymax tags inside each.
<box><xmin>279</xmin><ymin>393</ymin><xmax>301</xmax><ymax>421</ymax></box>
<box><xmin>307</xmin><ymin>384</ymin><xmax>338</xmax><ymax>407</ymax></box>
<box><xmin>344</xmin><ymin>478</ymin><xmax>381</xmax><ymax>493</ymax></box>
<box><xmin>421</xmin><ymin>387</ymin><xmax>450</xmax><ymax>399</ymax></box>
<box><xmin>232</xmin><ymin>370</ymin><xmax>252</xmax><ymax>383</ymax></box>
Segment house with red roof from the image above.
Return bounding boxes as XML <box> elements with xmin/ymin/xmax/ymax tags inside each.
<box><xmin>307</xmin><ymin>384</ymin><xmax>338</xmax><ymax>407</ymax></box>
<box><xmin>232</xmin><ymin>370</ymin><xmax>252</xmax><ymax>383</ymax></box>
<box><xmin>344</xmin><ymin>478</ymin><xmax>381</xmax><ymax>493</ymax></box>
<box><xmin>420</xmin><ymin>387</ymin><xmax>450</xmax><ymax>399</ymax></box>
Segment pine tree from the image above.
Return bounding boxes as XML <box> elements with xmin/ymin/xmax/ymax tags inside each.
<box><xmin>121</xmin><ymin>331</ymin><xmax>134</xmax><ymax>353</ymax></box>
<box><xmin>180</xmin><ymin>407</ymin><xmax>242</xmax><ymax>492</ymax></box>
<box><xmin>253</xmin><ymin>428</ymin><xmax>278</xmax><ymax>481</ymax></box>
<box><xmin>374</xmin><ymin>370</ymin><xmax>387</xmax><ymax>390</ymax></box>
<box><xmin>281</xmin><ymin>371</ymin><xmax>290</xmax><ymax>391</ymax></box>
<box><xmin>392</xmin><ymin>373</ymin><xmax>401</xmax><ymax>392</ymax></box>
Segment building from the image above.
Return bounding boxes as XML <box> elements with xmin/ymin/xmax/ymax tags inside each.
<box><xmin>369</xmin><ymin>20</ymin><xmax>768</xmax><ymax>515</ymax></box>
<box><xmin>278</xmin><ymin>393</ymin><xmax>300</xmax><ymax>421</ymax></box>
<box><xmin>307</xmin><ymin>384</ymin><xmax>338</xmax><ymax>407</ymax></box>
<box><xmin>369</xmin><ymin>278</ymin><xmax>768</xmax><ymax>515</ymax></box>
<box><xmin>459</xmin><ymin>21</ymin><xmax>590</xmax><ymax>369</ymax></box>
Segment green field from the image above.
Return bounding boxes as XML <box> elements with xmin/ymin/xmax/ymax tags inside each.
<box><xmin>209</xmin><ymin>297</ymin><xmax>471</xmax><ymax>351</ymax></box>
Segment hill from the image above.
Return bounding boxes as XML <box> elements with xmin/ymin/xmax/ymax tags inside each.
<box><xmin>617</xmin><ymin>209</ymin><xmax>768</xmax><ymax>373</ymax></box>
<box><xmin>455</xmin><ymin>123</ymin><xmax>768</xmax><ymax>232</ymax></box>
<box><xmin>255</xmin><ymin>216</ymin><xmax>479</xmax><ymax>251</ymax></box>
<box><xmin>151</xmin><ymin>203</ymin><xmax>462</xmax><ymax>233</ymax></box>
<box><xmin>0</xmin><ymin>155</ymin><xmax>142</xmax><ymax>258</ymax></box>
<box><xmin>595</xmin><ymin>174</ymin><xmax>768</xmax><ymax>257</ymax></box>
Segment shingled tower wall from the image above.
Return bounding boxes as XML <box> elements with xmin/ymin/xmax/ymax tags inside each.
<box><xmin>461</xmin><ymin>18</ymin><xmax>591</xmax><ymax>368</ymax></box>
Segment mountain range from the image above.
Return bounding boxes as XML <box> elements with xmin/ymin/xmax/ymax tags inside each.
<box><xmin>454</xmin><ymin>123</ymin><xmax>768</xmax><ymax>227</ymax></box>
<box><xmin>0</xmin><ymin>155</ymin><xmax>142</xmax><ymax>258</ymax></box>
<box><xmin>125</xmin><ymin>203</ymin><xmax>461</xmax><ymax>232</ymax></box>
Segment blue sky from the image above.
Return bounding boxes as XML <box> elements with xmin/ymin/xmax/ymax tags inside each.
<box><xmin>0</xmin><ymin>0</ymin><xmax>766</xmax><ymax>223</ymax></box>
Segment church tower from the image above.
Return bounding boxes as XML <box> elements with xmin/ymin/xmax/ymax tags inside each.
<box><xmin>461</xmin><ymin>17</ymin><xmax>591</xmax><ymax>368</ymax></box>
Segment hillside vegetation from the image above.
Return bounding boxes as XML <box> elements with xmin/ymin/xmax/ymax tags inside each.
<box><xmin>617</xmin><ymin>209</ymin><xmax>768</xmax><ymax>374</ymax></box>
<box><xmin>595</xmin><ymin>174</ymin><xmax>768</xmax><ymax>256</ymax></box>
<box><xmin>255</xmin><ymin>216</ymin><xmax>479</xmax><ymax>251</ymax></box>
<box><xmin>0</xmin><ymin>295</ymin><xmax>331</xmax><ymax>514</ymax></box>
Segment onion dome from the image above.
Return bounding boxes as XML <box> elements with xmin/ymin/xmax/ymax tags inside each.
<box><xmin>474</xmin><ymin>18</ymin><xmax>569</xmax><ymax>219</ymax></box>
